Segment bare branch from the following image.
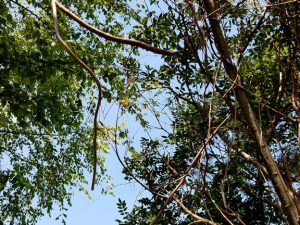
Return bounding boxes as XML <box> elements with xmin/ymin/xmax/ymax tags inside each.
<box><xmin>55</xmin><ymin>1</ymin><xmax>177</xmax><ymax>56</ymax></box>
<box><xmin>174</xmin><ymin>198</ymin><xmax>219</xmax><ymax>225</ymax></box>
<box><xmin>151</xmin><ymin>113</ymin><xmax>231</xmax><ymax>225</ymax></box>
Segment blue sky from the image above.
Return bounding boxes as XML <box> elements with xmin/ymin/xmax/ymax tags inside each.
<box><xmin>36</xmin><ymin>102</ymin><xmax>147</xmax><ymax>225</ymax></box>
<box><xmin>37</xmin><ymin>152</ymin><xmax>143</xmax><ymax>225</ymax></box>
<box><xmin>36</xmin><ymin>51</ymin><xmax>164</xmax><ymax>225</ymax></box>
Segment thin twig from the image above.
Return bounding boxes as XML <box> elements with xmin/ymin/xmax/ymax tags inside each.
<box><xmin>151</xmin><ymin>113</ymin><xmax>231</xmax><ymax>224</ymax></box>
<box><xmin>9</xmin><ymin>0</ymin><xmax>39</xmax><ymax>18</ymax></box>
<box><xmin>174</xmin><ymin>198</ymin><xmax>219</xmax><ymax>225</ymax></box>
<box><xmin>237</xmin><ymin>7</ymin><xmax>269</xmax><ymax>65</ymax></box>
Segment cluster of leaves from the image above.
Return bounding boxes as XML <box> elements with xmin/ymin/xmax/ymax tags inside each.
<box><xmin>0</xmin><ymin>0</ymin><xmax>116</xmax><ymax>224</ymax></box>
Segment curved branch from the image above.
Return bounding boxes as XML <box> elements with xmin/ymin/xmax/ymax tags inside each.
<box><xmin>52</xmin><ymin>0</ymin><xmax>102</xmax><ymax>190</ymax></box>
<box><xmin>55</xmin><ymin>1</ymin><xmax>177</xmax><ymax>56</ymax></box>
<box><xmin>174</xmin><ymin>198</ymin><xmax>219</xmax><ymax>225</ymax></box>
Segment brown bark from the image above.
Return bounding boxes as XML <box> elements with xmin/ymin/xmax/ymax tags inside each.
<box><xmin>51</xmin><ymin>0</ymin><xmax>102</xmax><ymax>190</ymax></box>
<box><xmin>202</xmin><ymin>0</ymin><xmax>299</xmax><ymax>224</ymax></box>
<box><xmin>55</xmin><ymin>1</ymin><xmax>176</xmax><ymax>56</ymax></box>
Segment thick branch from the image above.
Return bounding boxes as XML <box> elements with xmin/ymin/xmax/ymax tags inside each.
<box><xmin>55</xmin><ymin>1</ymin><xmax>176</xmax><ymax>56</ymax></box>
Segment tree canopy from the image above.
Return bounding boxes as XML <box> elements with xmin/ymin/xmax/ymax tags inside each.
<box><xmin>1</xmin><ymin>0</ymin><xmax>300</xmax><ymax>224</ymax></box>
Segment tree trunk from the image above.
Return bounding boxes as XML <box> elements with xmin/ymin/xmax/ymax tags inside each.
<box><xmin>202</xmin><ymin>0</ymin><xmax>299</xmax><ymax>224</ymax></box>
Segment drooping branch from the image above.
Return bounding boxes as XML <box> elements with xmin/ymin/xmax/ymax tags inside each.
<box><xmin>55</xmin><ymin>1</ymin><xmax>177</xmax><ymax>56</ymax></box>
<box><xmin>51</xmin><ymin>0</ymin><xmax>101</xmax><ymax>190</ymax></box>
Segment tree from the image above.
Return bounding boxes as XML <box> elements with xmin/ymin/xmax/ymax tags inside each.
<box><xmin>0</xmin><ymin>1</ymin><xmax>112</xmax><ymax>224</ymax></box>
<box><xmin>1</xmin><ymin>0</ymin><xmax>300</xmax><ymax>224</ymax></box>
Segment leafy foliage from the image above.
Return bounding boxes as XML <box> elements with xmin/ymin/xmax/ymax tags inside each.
<box><xmin>0</xmin><ymin>1</ymin><xmax>111</xmax><ymax>224</ymax></box>
<box><xmin>1</xmin><ymin>0</ymin><xmax>300</xmax><ymax>224</ymax></box>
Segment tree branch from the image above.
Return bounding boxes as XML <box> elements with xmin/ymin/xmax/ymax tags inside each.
<box><xmin>174</xmin><ymin>198</ymin><xmax>219</xmax><ymax>225</ymax></box>
<box><xmin>51</xmin><ymin>0</ymin><xmax>102</xmax><ymax>190</ymax></box>
<box><xmin>237</xmin><ymin>7</ymin><xmax>269</xmax><ymax>65</ymax></box>
<box><xmin>151</xmin><ymin>113</ymin><xmax>231</xmax><ymax>224</ymax></box>
<box><xmin>55</xmin><ymin>1</ymin><xmax>177</xmax><ymax>56</ymax></box>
